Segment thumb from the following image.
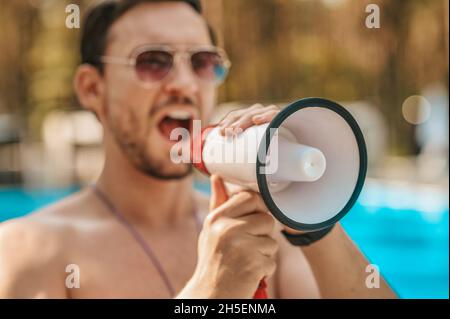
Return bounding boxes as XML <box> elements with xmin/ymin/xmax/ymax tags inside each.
<box><xmin>209</xmin><ymin>174</ymin><xmax>229</xmax><ymax>211</ymax></box>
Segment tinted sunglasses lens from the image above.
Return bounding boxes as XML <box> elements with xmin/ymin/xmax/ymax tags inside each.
<box><xmin>191</xmin><ymin>51</ymin><xmax>228</xmax><ymax>83</ymax></box>
<box><xmin>135</xmin><ymin>50</ymin><xmax>173</xmax><ymax>82</ymax></box>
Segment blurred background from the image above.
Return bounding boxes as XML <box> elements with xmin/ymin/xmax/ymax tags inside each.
<box><xmin>0</xmin><ymin>0</ymin><xmax>448</xmax><ymax>298</ymax></box>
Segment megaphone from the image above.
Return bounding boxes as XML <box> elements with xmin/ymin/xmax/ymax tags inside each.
<box><xmin>192</xmin><ymin>97</ymin><xmax>367</xmax><ymax>299</ymax></box>
<box><xmin>193</xmin><ymin>97</ymin><xmax>367</xmax><ymax>231</ymax></box>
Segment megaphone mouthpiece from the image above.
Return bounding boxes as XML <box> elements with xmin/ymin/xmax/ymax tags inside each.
<box><xmin>269</xmin><ymin>137</ymin><xmax>326</xmax><ymax>183</ymax></box>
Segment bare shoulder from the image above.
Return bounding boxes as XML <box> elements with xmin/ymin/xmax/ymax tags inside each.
<box><xmin>0</xmin><ymin>188</ymin><xmax>100</xmax><ymax>298</ymax></box>
<box><xmin>1</xmin><ymin>187</ymin><xmax>101</xmax><ymax>241</ymax></box>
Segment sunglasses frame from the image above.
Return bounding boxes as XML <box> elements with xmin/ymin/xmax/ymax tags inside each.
<box><xmin>100</xmin><ymin>44</ymin><xmax>231</xmax><ymax>86</ymax></box>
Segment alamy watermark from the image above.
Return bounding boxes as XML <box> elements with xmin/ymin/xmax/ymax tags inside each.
<box><xmin>65</xmin><ymin>264</ymin><xmax>80</xmax><ymax>289</ymax></box>
<box><xmin>169</xmin><ymin>120</ymin><xmax>280</xmax><ymax>174</ymax></box>
<box><xmin>65</xmin><ymin>4</ymin><xmax>80</xmax><ymax>29</ymax></box>
<box><xmin>365</xmin><ymin>264</ymin><xmax>380</xmax><ymax>289</ymax></box>
<box><xmin>365</xmin><ymin>4</ymin><xmax>380</xmax><ymax>29</ymax></box>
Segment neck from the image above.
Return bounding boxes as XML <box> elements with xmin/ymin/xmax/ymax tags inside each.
<box><xmin>95</xmin><ymin>139</ymin><xmax>195</xmax><ymax>229</ymax></box>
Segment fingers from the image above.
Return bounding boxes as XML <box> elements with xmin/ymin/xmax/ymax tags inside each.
<box><xmin>209</xmin><ymin>190</ymin><xmax>269</xmax><ymax>222</ymax></box>
<box><xmin>226</xmin><ymin>106</ymin><xmax>270</xmax><ymax>133</ymax></box>
<box><xmin>260</xmin><ymin>254</ymin><xmax>277</xmax><ymax>278</ymax></box>
<box><xmin>209</xmin><ymin>175</ymin><xmax>229</xmax><ymax>211</ymax></box>
<box><xmin>252</xmin><ymin>109</ymin><xmax>279</xmax><ymax>125</ymax></box>
<box><xmin>215</xmin><ymin>191</ymin><xmax>269</xmax><ymax>219</ymax></box>
<box><xmin>218</xmin><ymin>104</ymin><xmax>279</xmax><ymax>136</ymax></box>
<box><xmin>217</xmin><ymin>106</ymin><xmax>262</xmax><ymax>135</ymax></box>
<box><xmin>254</xmin><ymin>236</ymin><xmax>279</xmax><ymax>258</ymax></box>
<box><xmin>239</xmin><ymin>211</ymin><xmax>275</xmax><ymax>236</ymax></box>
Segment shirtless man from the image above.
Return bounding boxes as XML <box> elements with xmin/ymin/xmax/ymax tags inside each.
<box><xmin>0</xmin><ymin>0</ymin><xmax>396</xmax><ymax>298</ymax></box>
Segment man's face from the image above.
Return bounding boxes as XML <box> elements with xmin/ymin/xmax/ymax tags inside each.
<box><xmin>101</xmin><ymin>2</ymin><xmax>217</xmax><ymax>179</ymax></box>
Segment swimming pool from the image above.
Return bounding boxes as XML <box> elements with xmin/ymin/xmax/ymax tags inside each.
<box><xmin>0</xmin><ymin>182</ymin><xmax>448</xmax><ymax>299</ymax></box>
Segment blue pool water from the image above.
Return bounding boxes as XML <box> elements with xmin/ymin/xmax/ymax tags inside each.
<box><xmin>0</xmin><ymin>184</ymin><xmax>448</xmax><ymax>299</ymax></box>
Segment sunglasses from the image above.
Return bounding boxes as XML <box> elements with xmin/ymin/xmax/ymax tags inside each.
<box><xmin>100</xmin><ymin>45</ymin><xmax>231</xmax><ymax>86</ymax></box>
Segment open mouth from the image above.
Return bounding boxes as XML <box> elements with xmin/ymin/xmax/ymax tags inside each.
<box><xmin>157</xmin><ymin>110</ymin><xmax>194</xmax><ymax>142</ymax></box>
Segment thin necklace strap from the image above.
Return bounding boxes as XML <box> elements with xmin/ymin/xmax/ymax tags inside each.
<box><xmin>90</xmin><ymin>184</ymin><xmax>176</xmax><ymax>297</ymax></box>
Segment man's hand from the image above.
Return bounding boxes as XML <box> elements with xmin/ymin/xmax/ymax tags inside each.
<box><xmin>218</xmin><ymin>103</ymin><xmax>280</xmax><ymax>136</ymax></box>
<box><xmin>178</xmin><ymin>175</ymin><xmax>278</xmax><ymax>299</ymax></box>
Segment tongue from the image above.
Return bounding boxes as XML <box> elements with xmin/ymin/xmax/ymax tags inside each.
<box><xmin>159</xmin><ymin>117</ymin><xmax>190</xmax><ymax>140</ymax></box>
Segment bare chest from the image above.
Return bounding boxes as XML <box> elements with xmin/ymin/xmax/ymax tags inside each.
<box><xmin>67</xmin><ymin>226</ymin><xmax>199</xmax><ymax>298</ymax></box>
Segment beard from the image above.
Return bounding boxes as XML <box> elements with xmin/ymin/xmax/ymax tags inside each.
<box><xmin>109</xmin><ymin>117</ymin><xmax>193</xmax><ymax>180</ymax></box>
<box><xmin>137</xmin><ymin>149</ymin><xmax>193</xmax><ymax>180</ymax></box>
<box><xmin>105</xmin><ymin>94</ymin><xmax>199</xmax><ymax>180</ymax></box>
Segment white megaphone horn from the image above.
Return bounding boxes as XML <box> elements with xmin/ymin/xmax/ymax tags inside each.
<box><xmin>192</xmin><ymin>97</ymin><xmax>368</xmax><ymax>232</ymax></box>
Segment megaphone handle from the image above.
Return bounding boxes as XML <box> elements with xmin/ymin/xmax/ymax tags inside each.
<box><xmin>253</xmin><ymin>278</ymin><xmax>268</xmax><ymax>299</ymax></box>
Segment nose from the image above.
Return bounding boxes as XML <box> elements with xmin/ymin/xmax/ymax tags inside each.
<box><xmin>163</xmin><ymin>54</ymin><xmax>199</xmax><ymax>98</ymax></box>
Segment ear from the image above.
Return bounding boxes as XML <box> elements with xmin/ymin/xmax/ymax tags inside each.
<box><xmin>74</xmin><ymin>64</ymin><xmax>106</xmax><ymax>122</ymax></box>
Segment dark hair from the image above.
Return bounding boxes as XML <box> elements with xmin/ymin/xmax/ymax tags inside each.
<box><xmin>80</xmin><ymin>0</ymin><xmax>217</xmax><ymax>72</ymax></box>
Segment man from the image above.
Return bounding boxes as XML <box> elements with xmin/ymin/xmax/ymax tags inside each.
<box><xmin>0</xmin><ymin>0</ymin><xmax>396</xmax><ymax>298</ymax></box>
